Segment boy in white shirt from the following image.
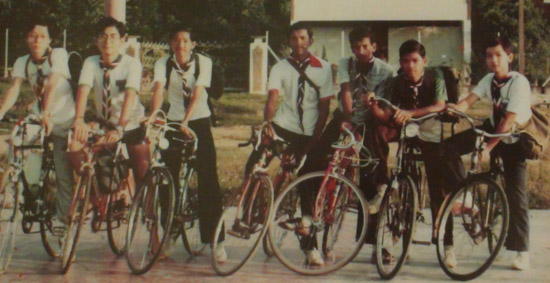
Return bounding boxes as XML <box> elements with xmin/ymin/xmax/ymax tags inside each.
<box><xmin>149</xmin><ymin>25</ymin><xmax>225</xmax><ymax>261</ymax></box>
<box><xmin>446</xmin><ymin>36</ymin><xmax>532</xmax><ymax>270</ymax></box>
<box><xmin>70</xmin><ymin>17</ymin><xmax>149</xmax><ymax>189</ymax></box>
<box><xmin>0</xmin><ymin>20</ymin><xmax>75</xmax><ymax>223</ymax></box>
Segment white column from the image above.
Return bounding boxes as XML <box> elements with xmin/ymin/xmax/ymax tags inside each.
<box><xmin>249</xmin><ymin>37</ymin><xmax>268</xmax><ymax>95</ymax></box>
<box><xmin>463</xmin><ymin>20</ymin><xmax>472</xmax><ymax>65</ymax></box>
<box><xmin>4</xmin><ymin>29</ymin><xmax>8</xmax><ymax>78</ymax></box>
<box><xmin>105</xmin><ymin>0</ymin><xmax>126</xmax><ymax>23</ymax></box>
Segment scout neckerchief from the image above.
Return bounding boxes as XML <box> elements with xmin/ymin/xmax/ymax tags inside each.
<box><xmin>172</xmin><ymin>54</ymin><xmax>195</xmax><ymax>109</ymax></box>
<box><xmin>288</xmin><ymin>56</ymin><xmax>311</xmax><ymax>132</ymax></box>
<box><xmin>100</xmin><ymin>54</ymin><xmax>122</xmax><ymax>121</ymax></box>
<box><xmin>405</xmin><ymin>72</ymin><xmax>425</xmax><ymax>109</ymax></box>
<box><xmin>351</xmin><ymin>56</ymin><xmax>375</xmax><ymax>112</ymax></box>
<box><xmin>491</xmin><ymin>75</ymin><xmax>513</xmax><ymax>126</ymax></box>
<box><xmin>29</xmin><ymin>48</ymin><xmax>52</xmax><ymax>113</ymax></box>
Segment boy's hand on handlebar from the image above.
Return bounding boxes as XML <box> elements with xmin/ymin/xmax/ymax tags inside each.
<box><xmin>73</xmin><ymin>119</ymin><xmax>90</xmax><ymax>144</ymax></box>
<box><xmin>394</xmin><ymin>109</ymin><xmax>413</xmax><ymax>125</ymax></box>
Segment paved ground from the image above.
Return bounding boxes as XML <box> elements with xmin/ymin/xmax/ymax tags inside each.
<box><xmin>1</xmin><ymin>210</ymin><xmax>549</xmax><ymax>282</ymax></box>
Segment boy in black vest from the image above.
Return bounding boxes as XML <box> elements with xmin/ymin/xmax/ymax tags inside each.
<box><xmin>369</xmin><ymin>40</ymin><xmax>460</xmax><ymax>267</ymax></box>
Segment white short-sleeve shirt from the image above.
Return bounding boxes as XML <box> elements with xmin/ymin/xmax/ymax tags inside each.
<box><xmin>153</xmin><ymin>53</ymin><xmax>212</xmax><ymax>121</ymax></box>
<box><xmin>78</xmin><ymin>54</ymin><xmax>144</xmax><ymax>131</ymax></box>
<box><xmin>472</xmin><ymin>71</ymin><xmax>532</xmax><ymax>143</ymax></box>
<box><xmin>12</xmin><ymin>48</ymin><xmax>75</xmax><ymax>125</ymax></box>
<box><xmin>268</xmin><ymin>55</ymin><xmax>334</xmax><ymax>136</ymax></box>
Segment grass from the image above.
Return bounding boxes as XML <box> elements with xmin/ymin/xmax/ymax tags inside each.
<box><xmin>2</xmin><ymin>79</ymin><xmax>550</xmax><ymax>208</ymax></box>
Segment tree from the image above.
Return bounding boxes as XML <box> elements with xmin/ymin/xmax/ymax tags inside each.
<box><xmin>471</xmin><ymin>0</ymin><xmax>550</xmax><ymax>83</ymax></box>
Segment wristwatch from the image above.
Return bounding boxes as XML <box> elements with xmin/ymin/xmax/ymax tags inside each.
<box><xmin>115</xmin><ymin>125</ymin><xmax>124</xmax><ymax>135</ymax></box>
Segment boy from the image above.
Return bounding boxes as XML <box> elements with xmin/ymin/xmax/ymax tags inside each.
<box><xmin>0</xmin><ymin>20</ymin><xmax>75</xmax><ymax>224</ymax></box>
<box><xmin>70</xmin><ymin>17</ymin><xmax>149</xmax><ymax>193</ymax></box>
<box><xmin>369</xmin><ymin>40</ymin><xmax>460</xmax><ymax>267</ymax></box>
<box><xmin>249</xmin><ymin>22</ymin><xmax>334</xmax><ymax>265</ymax></box>
<box><xmin>446</xmin><ymin>36</ymin><xmax>532</xmax><ymax>270</ymax></box>
<box><xmin>149</xmin><ymin>25</ymin><xmax>225</xmax><ymax>261</ymax></box>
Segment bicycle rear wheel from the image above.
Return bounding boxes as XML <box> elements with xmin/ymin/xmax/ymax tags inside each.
<box><xmin>436</xmin><ymin>174</ymin><xmax>509</xmax><ymax>281</ymax></box>
<box><xmin>107</xmin><ymin>161</ymin><xmax>132</xmax><ymax>256</ymax></box>
<box><xmin>375</xmin><ymin>176</ymin><xmax>418</xmax><ymax>280</ymax></box>
<box><xmin>180</xmin><ymin>166</ymin><xmax>206</xmax><ymax>256</ymax></box>
<box><xmin>212</xmin><ymin>174</ymin><xmax>274</xmax><ymax>276</ymax></box>
<box><xmin>262</xmin><ymin>169</ymin><xmax>290</xmax><ymax>257</ymax></box>
<box><xmin>269</xmin><ymin>171</ymin><xmax>367</xmax><ymax>275</ymax></box>
<box><xmin>126</xmin><ymin>167</ymin><xmax>174</xmax><ymax>275</ymax></box>
<box><xmin>61</xmin><ymin>173</ymin><xmax>91</xmax><ymax>274</ymax></box>
<box><xmin>0</xmin><ymin>176</ymin><xmax>22</xmax><ymax>274</ymax></box>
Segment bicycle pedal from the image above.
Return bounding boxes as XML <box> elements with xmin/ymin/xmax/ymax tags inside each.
<box><xmin>227</xmin><ymin>229</ymin><xmax>250</xmax><ymax>239</ymax></box>
<box><xmin>412</xmin><ymin>240</ymin><xmax>431</xmax><ymax>246</ymax></box>
<box><xmin>52</xmin><ymin>226</ymin><xmax>67</xmax><ymax>237</ymax></box>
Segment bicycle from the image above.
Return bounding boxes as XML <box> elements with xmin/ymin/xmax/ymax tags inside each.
<box><xmin>211</xmin><ymin>123</ymin><xmax>304</xmax><ymax>276</ymax></box>
<box><xmin>0</xmin><ymin>114</ymin><xmax>62</xmax><ymax>273</ymax></box>
<box><xmin>434</xmin><ymin>109</ymin><xmax>510</xmax><ymax>281</ymax></box>
<box><xmin>268</xmin><ymin>125</ymin><xmax>374</xmax><ymax>275</ymax></box>
<box><xmin>61</xmin><ymin>125</ymin><xmax>134</xmax><ymax>274</ymax></box>
<box><xmin>370</xmin><ymin>98</ymin><xmax>441</xmax><ymax>279</ymax></box>
<box><xmin>125</xmin><ymin>110</ymin><xmax>198</xmax><ymax>274</ymax></box>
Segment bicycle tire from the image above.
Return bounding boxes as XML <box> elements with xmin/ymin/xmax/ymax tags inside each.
<box><xmin>375</xmin><ymin>175</ymin><xmax>418</xmax><ymax>280</ymax></box>
<box><xmin>0</xmin><ymin>177</ymin><xmax>22</xmax><ymax>274</ymax></box>
<box><xmin>107</xmin><ymin>161</ymin><xmax>132</xmax><ymax>256</ymax></box>
<box><xmin>435</xmin><ymin>174</ymin><xmax>509</xmax><ymax>281</ymax></box>
<box><xmin>269</xmin><ymin>171</ymin><xmax>368</xmax><ymax>276</ymax></box>
<box><xmin>126</xmin><ymin>167</ymin><xmax>175</xmax><ymax>275</ymax></box>
<box><xmin>39</xmin><ymin>162</ymin><xmax>61</xmax><ymax>259</ymax></box>
<box><xmin>180</xmin><ymin>166</ymin><xmax>206</xmax><ymax>256</ymax></box>
<box><xmin>262</xmin><ymin>169</ymin><xmax>289</xmax><ymax>257</ymax></box>
<box><xmin>61</xmin><ymin>173</ymin><xmax>91</xmax><ymax>274</ymax></box>
<box><xmin>212</xmin><ymin>174</ymin><xmax>274</xmax><ymax>276</ymax></box>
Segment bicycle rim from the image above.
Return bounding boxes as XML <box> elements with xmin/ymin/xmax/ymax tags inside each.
<box><xmin>212</xmin><ymin>174</ymin><xmax>274</xmax><ymax>276</ymax></box>
<box><xmin>39</xmin><ymin>164</ymin><xmax>61</xmax><ymax>259</ymax></box>
<box><xmin>61</xmin><ymin>174</ymin><xmax>91</xmax><ymax>274</ymax></box>
<box><xmin>436</xmin><ymin>175</ymin><xmax>509</xmax><ymax>281</ymax></box>
<box><xmin>269</xmin><ymin>171</ymin><xmax>367</xmax><ymax>275</ymax></box>
<box><xmin>375</xmin><ymin>176</ymin><xmax>418</xmax><ymax>280</ymax></box>
<box><xmin>107</xmin><ymin>164</ymin><xmax>133</xmax><ymax>256</ymax></box>
<box><xmin>126</xmin><ymin>167</ymin><xmax>174</xmax><ymax>275</ymax></box>
<box><xmin>180</xmin><ymin>167</ymin><xmax>206</xmax><ymax>256</ymax></box>
<box><xmin>0</xmin><ymin>180</ymin><xmax>21</xmax><ymax>274</ymax></box>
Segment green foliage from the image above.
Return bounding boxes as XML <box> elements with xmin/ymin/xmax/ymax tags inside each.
<box><xmin>471</xmin><ymin>0</ymin><xmax>550</xmax><ymax>83</ymax></box>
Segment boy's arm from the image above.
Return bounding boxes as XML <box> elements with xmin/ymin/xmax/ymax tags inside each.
<box><xmin>150</xmin><ymin>82</ymin><xmax>165</xmax><ymax>115</ymax></box>
<box><xmin>339</xmin><ymin>83</ymin><xmax>353</xmax><ymax>123</ymax></box>
<box><xmin>0</xmin><ymin>78</ymin><xmax>24</xmax><ymax>119</ymax></box>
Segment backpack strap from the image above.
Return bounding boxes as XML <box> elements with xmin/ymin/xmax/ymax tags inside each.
<box><xmin>193</xmin><ymin>53</ymin><xmax>200</xmax><ymax>80</ymax></box>
<box><xmin>164</xmin><ymin>54</ymin><xmax>175</xmax><ymax>90</ymax></box>
<box><xmin>287</xmin><ymin>58</ymin><xmax>320</xmax><ymax>99</ymax></box>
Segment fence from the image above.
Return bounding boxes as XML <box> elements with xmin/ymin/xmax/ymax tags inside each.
<box><xmin>140</xmin><ymin>40</ymin><xmax>248</xmax><ymax>92</ymax></box>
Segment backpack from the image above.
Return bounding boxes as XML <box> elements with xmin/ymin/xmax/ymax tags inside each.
<box><xmin>394</xmin><ymin>66</ymin><xmax>460</xmax><ymax>104</ymax></box>
<box><xmin>165</xmin><ymin>53</ymin><xmax>225</xmax><ymax>100</ymax></box>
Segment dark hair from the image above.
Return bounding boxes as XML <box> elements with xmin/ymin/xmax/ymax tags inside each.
<box><xmin>288</xmin><ymin>22</ymin><xmax>313</xmax><ymax>39</ymax></box>
<box><xmin>170</xmin><ymin>24</ymin><xmax>194</xmax><ymax>41</ymax></box>
<box><xmin>24</xmin><ymin>18</ymin><xmax>53</xmax><ymax>39</ymax></box>
<box><xmin>399</xmin><ymin>40</ymin><xmax>426</xmax><ymax>58</ymax></box>
<box><xmin>486</xmin><ymin>36</ymin><xmax>514</xmax><ymax>55</ymax></box>
<box><xmin>96</xmin><ymin>17</ymin><xmax>126</xmax><ymax>38</ymax></box>
<box><xmin>349</xmin><ymin>26</ymin><xmax>376</xmax><ymax>45</ymax></box>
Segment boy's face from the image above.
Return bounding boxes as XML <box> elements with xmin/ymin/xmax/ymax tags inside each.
<box><xmin>171</xmin><ymin>31</ymin><xmax>196</xmax><ymax>58</ymax></box>
<box><xmin>351</xmin><ymin>37</ymin><xmax>376</xmax><ymax>63</ymax></box>
<box><xmin>97</xmin><ymin>26</ymin><xmax>124</xmax><ymax>57</ymax></box>
<box><xmin>400</xmin><ymin>52</ymin><xmax>427</xmax><ymax>81</ymax></box>
<box><xmin>486</xmin><ymin>45</ymin><xmax>513</xmax><ymax>75</ymax></box>
<box><xmin>289</xmin><ymin>29</ymin><xmax>312</xmax><ymax>58</ymax></box>
<box><xmin>26</xmin><ymin>25</ymin><xmax>51</xmax><ymax>57</ymax></box>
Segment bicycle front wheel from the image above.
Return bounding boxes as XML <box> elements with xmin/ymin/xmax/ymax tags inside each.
<box><xmin>39</xmin><ymin>162</ymin><xmax>62</xmax><ymax>259</ymax></box>
<box><xmin>179</xmin><ymin>166</ymin><xmax>206</xmax><ymax>256</ymax></box>
<box><xmin>212</xmin><ymin>174</ymin><xmax>274</xmax><ymax>276</ymax></box>
<box><xmin>61</xmin><ymin>173</ymin><xmax>91</xmax><ymax>274</ymax></box>
<box><xmin>107</xmin><ymin>161</ymin><xmax>133</xmax><ymax>256</ymax></box>
<box><xmin>375</xmin><ymin>175</ymin><xmax>418</xmax><ymax>280</ymax></box>
<box><xmin>435</xmin><ymin>174</ymin><xmax>509</xmax><ymax>281</ymax></box>
<box><xmin>126</xmin><ymin>167</ymin><xmax>174</xmax><ymax>275</ymax></box>
<box><xmin>0</xmin><ymin>176</ymin><xmax>22</xmax><ymax>274</ymax></box>
<box><xmin>269</xmin><ymin>171</ymin><xmax>367</xmax><ymax>275</ymax></box>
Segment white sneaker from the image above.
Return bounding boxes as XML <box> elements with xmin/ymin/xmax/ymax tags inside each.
<box><xmin>444</xmin><ymin>245</ymin><xmax>458</xmax><ymax>268</ymax></box>
<box><xmin>367</xmin><ymin>184</ymin><xmax>387</xmax><ymax>214</ymax></box>
<box><xmin>511</xmin><ymin>251</ymin><xmax>530</xmax><ymax>270</ymax></box>
<box><xmin>305</xmin><ymin>248</ymin><xmax>324</xmax><ymax>266</ymax></box>
<box><xmin>214</xmin><ymin>242</ymin><xmax>227</xmax><ymax>263</ymax></box>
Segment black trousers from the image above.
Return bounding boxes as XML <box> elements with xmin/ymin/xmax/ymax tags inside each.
<box><xmin>161</xmin><ymin>118</ymin><xmax>224</xmax><ymax>243</ymax></box>
<box><xmin>443</xmin><ymin>126</ymin><xmax>529</xmax><ymax>252</ymax></box>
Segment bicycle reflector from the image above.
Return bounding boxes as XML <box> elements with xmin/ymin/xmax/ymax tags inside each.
<box><xmin>405</xmin><ymin>123</ymin><xmax>419</xmax><ymax>138</ymax></box>
<box><xmin>159</xmin><ymin>137</ymin><xmax>169</xmax><ymax>150</ymax></box>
